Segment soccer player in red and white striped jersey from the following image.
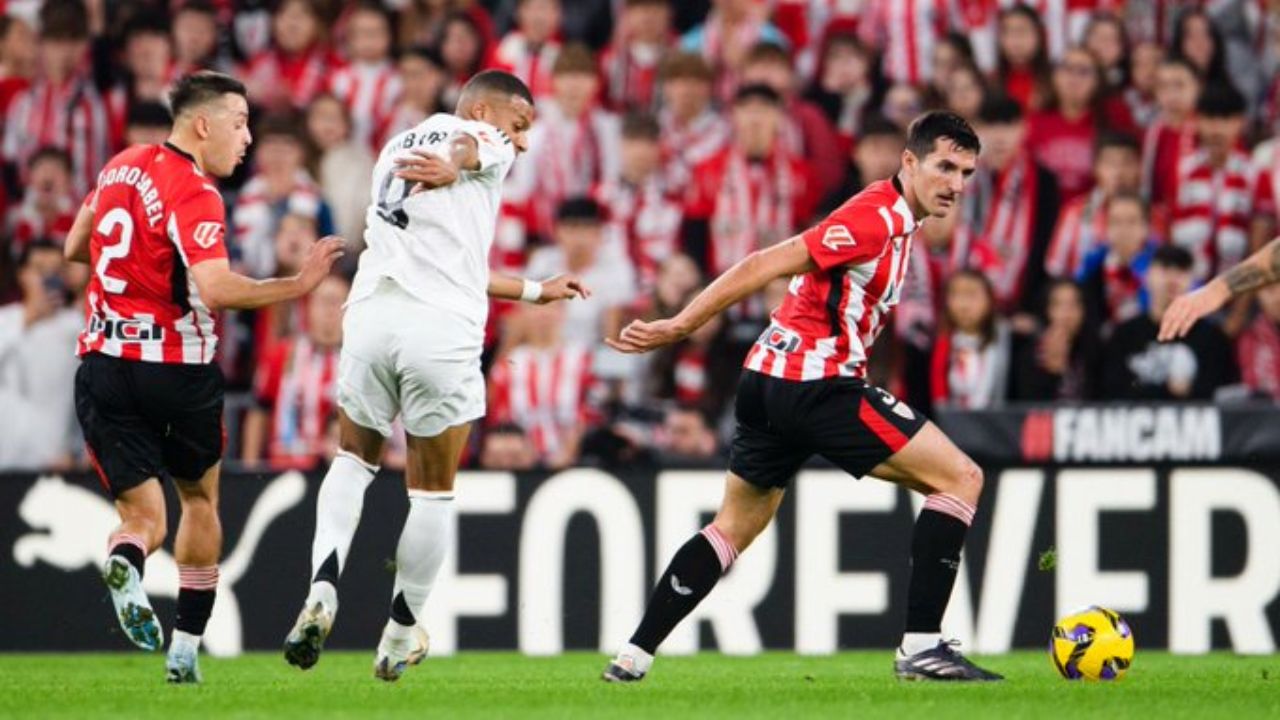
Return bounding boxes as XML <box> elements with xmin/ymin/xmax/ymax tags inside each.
<box><xmin>64</xmin><ymin>73</ymin><xmax>344</xmax><ymax>684</ymax></box>
<box><xmin>603</xmin><ymin>111</ymin><xmax>1002</xmax><ymax>683</ymax></box>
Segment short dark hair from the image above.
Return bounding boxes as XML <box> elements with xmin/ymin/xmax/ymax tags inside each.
<box><xmin>976</xmin><ymin>95</ymin><xmax>1023</xmax><ymax>125</ymax></box>
<box><xmin>127</xmin><ymin>101</ymin><xmax>173</xmax><ymax>129</ymax></box>
<box><xmin>552</xmin><ymin>43</ymin><xmax>597</xmax><ymax>76</ymax></box>
<box><xmin>1151</xmin><ymin>244</ymin><xmax>1193</xmax><ymax>271</ymax></box>
<box><xmin>621</xmin><ymin>112</ymin><xmax>660</xmax><ymax>141</ymax></box>
<box><xmin>400</xmin><ymin>44</ymin><xmax>445</xmax><ymax>69</ymax></box>
<box><xmin>1196</xmin><ymin>83</ymin><xmax>1246</xmax><ymax>118</ymax></box>
<box><xmin>459</xmin><ymin>70</ymin><xmax>534</xmax><ymax>107</ymax></box>
<box><xmin>122</xmin><ymin>13</ymin><xmax>171</xmax><ymax>43</ymax></box>
<box><xmin>860</xmin><ymin>114</ymin><xmax>906</xmax><ymax>142</ymax></box>
<box><xmin>733</xmin><ymin>82</ymin><xmax>783</xmax><ymax>107</ymax></box>
<box><xmin>659</xmin><ymin>51</ymin><xmax>713</xmax><ymax>83</ymax></box>
<box><xmin>1094</xmin><ymin>130</ymin><xmax>1140</xmax><ymax>157</ymax></box>
<box><xmin>744</xmin><ymin>42</ymin><xmax>790</xmax><ymax>68</ymax></box>
<box><xmin>255</xmin><ymin>112</ymin><xmax>307</xmax><ymax>144</ymax></box>
<box><xmin>168</xmin><ymin>71</ymin><xmax>247</xmax><ymax>117</ymax></box>
<box><xmin>19</xmin><ymin>239</ymin><xmax>62</xmax><ymax>268</ymax></box>
<box><xmin>906</xmin><ymin>111</ymin><xmax>981</xmax><ymax>159</ymax></box>
<box><xmin>556</xmin><ymin>197</ymin><xmax>604</xmax><ymax>224</ymax></box>
<box><xmin>40</xmin><ymin>0</ymin><xmax>89</xmax><ymax>40</ymax></box>
<box><xmin>176</xmin><ymin>0</ymin><xmax>218</xmax><ymax>18</ymax></box>
<box><xmin>1159</xmin><ymin>55</ymin><xmax>1201</xmax><ymax>80</ymax></box>
<box><xmin>1107</xmin><ymin>191</ymin><xmax>1148</xmax><ymax>219</ymax></box>
<box><xmin>28</xmin><ymin>146</ymin><xmax>72</xmax><ymax>173</ymax></box>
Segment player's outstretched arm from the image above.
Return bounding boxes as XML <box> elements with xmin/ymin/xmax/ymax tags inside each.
<box><xmin>487</xmin><ymin>273</ymin><xmax>590</xmax><ymax>303</ymax></box>
<box><xmin>1160</xmin><ymin>237</ymin><xmax>1280</xmax><ymax>341</ymax></box>
<box><xmin>63</xmin><ymin>203</ymin><xmax>95</xmax><ymax>264</ymax></box>
<box><xmin>189</xmin><ymin>236</ymin><xmax>345</xmax><ymax>311</ymax></box>
<box><xmin>606</xmin><ymin>237</ymin><xmax>816</xmax><ymax>354</ymax></box>
<box><xmin>394</xmin><ymin>136</ymin><xmax>480</xmax><ymax>191</ymax></box>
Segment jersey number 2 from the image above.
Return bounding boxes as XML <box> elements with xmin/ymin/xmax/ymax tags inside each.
<box><xmin>95</xmin><ymin>208</ymin><xmax>133</xmax><ymax>294</ymax></box>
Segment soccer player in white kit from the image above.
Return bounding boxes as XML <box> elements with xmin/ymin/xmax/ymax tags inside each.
<box><xmin>283</xmin><ymin>70</ymin><xmax>588</xmax><ymax>681</ymax></box>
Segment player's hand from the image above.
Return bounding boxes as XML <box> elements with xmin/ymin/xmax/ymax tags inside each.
<box><xmin>605</xmin><ymin>318</ymin><xmax>688</xmax><ymax>354</ymax></box>
<box><xmin>536</xmin><ymin>274</ymin><xmax>591</xmax><ymax>304</ymax></box>
<box><xmin>395</xmin><ymin>151</ymin><xmax>458</xmax><ymax>189</ymax></box>
<box><xmin>1158</xmin><ymin>281</ymin><xmax>1230</xmax><ymax>341</ymax></box>
<box><xmin>297</xmin><ymin>235</ymin><xmax>346</xmax><ymax>291</ymax></box>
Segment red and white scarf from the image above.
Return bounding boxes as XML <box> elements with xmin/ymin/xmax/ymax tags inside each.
<box><xmin>955</xmin><ymin>154</ymin><xmax>1038</xmax><ymax>309</ymax></box>
<box><xmin>709</xmin><ymin>149</ymin><xmax>798</xmax><ymax>275</ymax></box>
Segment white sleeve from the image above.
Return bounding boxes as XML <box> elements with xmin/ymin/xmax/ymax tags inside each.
<box><xmin>455</xmin><ymin>121</ymin><xmax>516</xmax><ymax>176</ymax></box>
<box><xmin>0</xmin><ymin>306</ymin><xmax>24</xmax><ymax>363</ymax></box>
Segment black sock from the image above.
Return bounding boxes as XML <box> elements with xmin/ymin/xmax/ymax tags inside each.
<box><xmin>110</xmin><ymin>542</ymin><xmax>146</xmax><ymax>580</ymax></box>
<box><xmin>390</xmin><ymin>591</ymin><xmax>415</xmax><ymax>627</ymax></box>
<box><xmin>175</xmin><ymin>588</ymin><xmax>216</xmax><ymax>636</ymax></box>
<box><xmin>905</xmin><ymin>508</ymin><xmax>969</xmax><ymax>633</ymax></box>
<box><xmin>629</xmin><ymin>531</ymin><xmax>730</xmax><ymax>654</ymax></box>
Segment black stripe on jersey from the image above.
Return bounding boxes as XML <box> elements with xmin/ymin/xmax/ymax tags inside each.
<box><xmin>171</xmin><ymin>260</ymin><xmax>192</xmax><ymax>315</ymax></box>
<box><xmin>825</xmin><ymin>267</ymin><xmax>848</xmax><ymax>337</ymax></box>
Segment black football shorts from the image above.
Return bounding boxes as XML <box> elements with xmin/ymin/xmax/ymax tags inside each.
<box><xmin>728</xmin><ymin>370</ymin><xmax>928</xmax><ymax>489</ymax></box>
<box><xmin>75</xmin><ymin>352</ymin><xmax>225</xmax><ymax>497</ymax></box>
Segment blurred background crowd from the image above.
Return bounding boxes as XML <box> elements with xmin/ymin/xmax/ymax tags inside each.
<box><xmin>2</xmin><ymin>0</ymin><xmax>1280</xmax><ymax>474</ymax></box>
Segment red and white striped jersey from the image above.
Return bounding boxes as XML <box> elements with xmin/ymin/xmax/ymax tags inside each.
<box><xmin>488</xmin><ymin>343</ymin><xmax>594</xmax><ymax>463</ymax></box>
<box><xmin>76</xmin><ymin>143</ymin><xmax>228</xmax><ymax>364</ymax></box>
<box><xmin>242</xmin><ymin>47</ymin><xmax>336</xmax><ymax>110</ymax></box>
<box><xmin>658</xmin><ymin>108</ymin><xmax>731</xmax><ymax>194</ymax></box>
<box><xmin>599</xmin><ymin>41</ymin><xmax>664</xmax><ymax>112</ymax></box>
<box><xmin>327</xmin><ymin>60</ymin><xmax>402</xmax><ymax>151</ymax></box>
<box><xmin>1169</xmin><ymin>148</ymin><xmax>1262</xmax><ymax>281</ymax></box>
<box><xmin>3</xmin><ymin>76</ymin><xmax>113</xmax><ymax>197</ymax></box>
<box><xmin>744</xmin><ymin>178</ymin><xmax>917</xmax><ymax>381</ymax></box>
<box><xmin>860</xmin><ymin>0</ymin><xmax>960</xmax><ymax>85</ymax></box>
<box><xmin>1045</xmin><ymin>188</ymin><xmax>1109</xmax><ymax>278</ymax></box>
<box><xmin>253</xmin><ymin>335</ymin><xmax>339</xmax><ymax>469</ymax></box>
<box><xmin>493</xmin><ymin>33</ymin><xmax>560</xmax><ymax>100</ymax></box>
<box><xmin>594</xmin><ymin>174</ymin><xmax>684</xmax><ymax>293</ymax></box>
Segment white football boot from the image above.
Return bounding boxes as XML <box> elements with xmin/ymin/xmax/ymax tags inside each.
<box><xmin>283</xmin><ymin>600</ymin><xmax>336</xmax><ymax>670</ymax></box>
<box><xmin>102</xmin><ymin>555</ymin><xmax>163</xmax><ymax>652</ymax></box>
<box><xmin>372</xmin><ymin>622</ymin><xmax>430</xmax><ymax>682</ymax></box>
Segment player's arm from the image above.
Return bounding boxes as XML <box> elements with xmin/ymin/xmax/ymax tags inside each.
<box><xmin>487</xmin><ymin>272</ymin><xmax>591</xmax><ymax>304</ymax></box>
<box><xmin>189</xmin><ymin>236</ymin><xmax>345</xmax><ymax>311</ymax></box>
<box><xmin>394</xmin><ymin>135</ymin><xmax>480</xmax><ymax>190</ymax></box>
<box><xmin>64</xmin><ymin>200</ymin><xmax>95</xmax><ymax>264</ymax></box>
<box><xmin>1159</xmin><ymin>237</ymin><xmax>1280</xmax><ymax>341</ymax></box>
<box><xmin>607</xmin><ymin>237</ymin><xmax>816</xmax><ymax>353</ymax></box>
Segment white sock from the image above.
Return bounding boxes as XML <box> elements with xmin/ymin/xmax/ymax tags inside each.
<box><xmin>617</xmin><ymin>642</ymin><xmax>653</xmax><ymax>674</ymax></box>
<box><xmin>171</xmin><ymin>629</ymin><xmax>201</xmax><ymax>654</ymax></box>
<box><xmin>900</xmin><ymin>632</ymin><xmax>942</xmax><ymax>656</ymax></box>
<box><xmin>307</xmin><ymin>450</ymin><xmax>378</xmax><ymax>612</ymax></box>
<box><xmin>387</xmin><ymin>490</ymin><xmax>455</xmax><ymax>631</ymax></box>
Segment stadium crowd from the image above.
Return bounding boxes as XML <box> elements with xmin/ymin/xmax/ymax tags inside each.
<box><xmin>1</xmin><ymin>0</ymin><xmax>1279</xmax><ymax>473</ymax></box>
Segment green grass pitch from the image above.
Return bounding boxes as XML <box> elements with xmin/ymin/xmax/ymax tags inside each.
<box><xmin>1</xmin><ymin>651</ymin><xmax>1277</xmax><ymax>719</ymax></box>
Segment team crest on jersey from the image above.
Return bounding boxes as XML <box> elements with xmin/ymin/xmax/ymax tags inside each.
<box><xmin>821</xmin><ymin>224</ymin><xmax>856</xmax><ymax>251</ymax></box>
<box><xmin>192</xmin><ymin>222</ymin><xmax>223</xmax><ymax>249</ymax></box>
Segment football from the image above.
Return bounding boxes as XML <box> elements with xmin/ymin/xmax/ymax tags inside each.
<box><xmin>1049</xmin><ymin>606</ymin><xmax>1135</xmax><ymax>681</ymax></box>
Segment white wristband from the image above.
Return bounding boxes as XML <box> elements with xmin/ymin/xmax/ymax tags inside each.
<box><xmin>520</xmin><ymin>278</ymin><xmax>543</xmax><ymax>302</ymax></box>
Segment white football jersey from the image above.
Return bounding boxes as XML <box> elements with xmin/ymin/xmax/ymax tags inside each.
<box><xmin>349</xmin><ymin>113</ymin><xmax>517</xmax><ymax>356</ymax></box>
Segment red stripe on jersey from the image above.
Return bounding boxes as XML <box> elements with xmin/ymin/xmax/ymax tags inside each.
<box><xmin>858</xmin><ymin>396</ymin><xmax>909</xmax><ymax>453</ymax></box>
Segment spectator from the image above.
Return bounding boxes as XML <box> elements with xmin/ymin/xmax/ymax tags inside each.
<box><xmin>379</xmin><ymin>45</ymin><xmax>448</xmax><ymax>147</ymax></box>
<box><xmin>1169</xmin><ymin>83</ymin><xmax>1259</xmax><ymax>284</ymax></box>
<box><xmin>493</xmin><ymin>0</ymin><xmax>563</xmax><ymax>100</ymax></box>
<box><xmin>487</xmin><ymin>301</ymin><xmax>596</xmax><ymax>469</ymax></box>
<box><xmin>1236</xmin><ymin>284</ymin><xmax>1280</xmax><ymax>401</ymax></box>
<box><xmin>996</xmin><ymin>3</ymin><xmax>1053</xmax><ymax>111</ymax></box>
<box><xmin>930</xmin><ymin>269</ymin><xmax>1012</xmax><ymax>410</ymax></box>
<box><xmin>929</xmin><ymin>34</ymin><xmax>979</xmax><ymax>100</ymax></box>
<box><xmin>479</xmin><ymin>422</ymin><xmax>539</xmax><ymax>470</ymax></box>
<box><xmin>634</xmin><ymin>251</ymin><xmax>702</xmax><ymax>321</ymax></box>
<box><xmin>647</xmin><ymin>298</ymin><xmax>738</xmax><ymax>423</ymax></box>
<box><xmin>595</xmin><ymin>112</ymin><xmax>683</xmax><ymax>294</ymax></box>
<box><xmin>653</xmin><ymin>404</ymin><xmax>721</xmax><ymax>462</ymax></box>
<box><xmin>105</xmin><ymin>15</ymin><xmax>176</xmax><ymax>146</ymax></box>
<box><xmin>435</xmin><ymin>11</ymin><xmax>493</xmax><ymax>109</ymax></box>
<box><xmin>1169</xmin><ymin>7</ymin><xmax>1232</xmax><ymax>90</ymax></box>
<box><xmin>399</xmin><ymin>0</ymin><xmax>496</xmax><ymax>52</ymax></box>
<box><xmin>1083</xmin><ymin>11</ymin><xmax>1130</xmax><ymax>92</ymax></box>
<box><xmin>1142</xmin><ymin>56</ymin><xmax>1200</xmax><ymax>225</ymax></box>
<box><xmin>9</xmin><ymin>147</ymin><xmax>76</xmax><ymax>253</ymax></box>
<box><xmin>681</xmin><ymin>0</ymin><xmax>788</xmax><ymax>103</ymax></box>
<box><xmin>172</xmin><ymin>0</ymin><xmax>225</xmax><ymax>75</ymax></box>
<box><xmin>807</xmin><ymin>32</ymin><xmax>876</xmax><ymax>147</ymax></box>
<box><xmin>123</xmin><ymin>101</ymin><xmax>172</xmax><ymax>147</ymax></box>
<box><xmin>526</xmin><ymin>197</ymin><xmax>636</xmax><ymax>346</ymax></box>
<box><xmin>327</xmin><ymin>1</ymin><xmax>399</xmax><ymax>151</ymax></box>
<box><xmin>740</xmin><ymin>42</ymin><xmax>844</xmax><ymax>201</ymax></box>
<box><xmin>305</xmin><ymin>93</ymin><xmax>375</xmax><ymax>252</ymax></box>
<box><xmin>881</xmin><ymin>82</ymin><xmax>925</xmax><ymax>131</ymax></box>
<box><xmin>1101</xmin><ymin>244</ymin><xmax>1237</xmax><ymax>400</ymax></box>
<box><xmin>1028</xmin><ymin>46</ymin><xmax>1132</xmax><ymax>204</ymax></box>
<box><xmin>1046</xmin><ymin>131</ymin><xmax>1141</xmax><ymax>279</ymax></box>
<box><xmin>682</xmin><ymin>83</ymin><xmax>815</xmax><ymax>283</ymax></box>
<box><xmin>940</xmin><ymin>61</ymin><xmax>989</xmax><ymax>122</ymax></box>
<box><xmin>3</xmin><ymin>0</ymin><xmax>111</xmax><ymax>196</ymax></box>
<box><xmin>600</xmin><ymin>0</ymin><xmax>673</xmax><ymax>113</ymax></box>
<box><xmin>232</xmin><ymin>113</ymin><xmax>332</xmax><ymax>278</ymax></box>
<box><xmin>0</xmin><ymin>15</ymin><xmax>35</xmax><ymax>114</ymax></box>
<box><xmin>241</xmin><ymin>273</ymin><xmax>349</xmax><ymax>470</ymax></box>
<box><xmin>1123</xmin><ymin>40</ymin><xmax>1162</xmax><ymax>128</ymax></box>
<box><xmin>507</xmin><ymin>44</ymin><xmax>620</xmax><ymax>242</ymax></box>
<box><xmin>859</xmin><ymin>0</ymin><xmax>959</xmax><ymax>86</ymax></box>
<box><xmin>822</xmin><ymin>114</ymin><xmax>904</xmax><ymax>214</ymax></box>
<box><xmin>956</xmin><ymin>95</ymin><xmax>1060</xmax><ymax>316</ymax></box>
<box><xmin>242</xmin><ymin>0</ymin><xmax>338</xmax><ymax>111</ymax></box>
<box><xmin>1077</xmin><ymin>192</ymin><xmax>1157</xmax><ymax>331</ymax></box>
<box><xmin>1010</xmin><ymin>278</ymin><xmax>1100</xmax><ymax>401</ymax></box>
<box><xmin>656</xmin><ymin>51</ymin><xmax>730</xmax><ymax>194</ymax></box>
<box><xmin>0</xmin><ymin>241</ymin><xmax>83</xmax><ymax>470</ymax></box>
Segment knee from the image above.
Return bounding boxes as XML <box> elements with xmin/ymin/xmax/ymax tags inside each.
<box><xmin>947</xmin><ymin>457</ymin><xmax>984</xmax><ymax>504</ymax></box>
<box><xmin>142</xmin><ymin>515</ymin><xmax>167</xmax><ymax>551</ymax></box>
<box><xmin>711</xmin><ymin>513</ymin><xmax>768</xmax><ymax>553</ymax></box>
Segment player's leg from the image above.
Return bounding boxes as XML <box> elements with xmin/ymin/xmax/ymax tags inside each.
<box><xmin>165</xmin><ymin>463</ymin><xmax>223</xmax><ymax>683</ymax></box>
<box><xmin>868</xmin><ymin>420</ymin><xmax>1000</xmax><ymax>681</ymax></box>
<box><xmin>603</xmin><ymin>472</ymin><xmax>784</xmax><ymax>682</ymax></box>
<box><xmin>373</xmin><ymin>422</ymin><xmax>470</xmax><ymax>681</ymax></box>
<box><xmin>76</xmin><ymin>353</ymin><xmax>167</xmax><ymax>652</ymax></box>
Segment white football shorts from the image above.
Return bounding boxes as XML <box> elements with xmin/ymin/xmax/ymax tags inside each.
<box><xmin>337</xmin><ymin>277</ymin><xmax>485</xmax><ymax>438</ymax></box>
